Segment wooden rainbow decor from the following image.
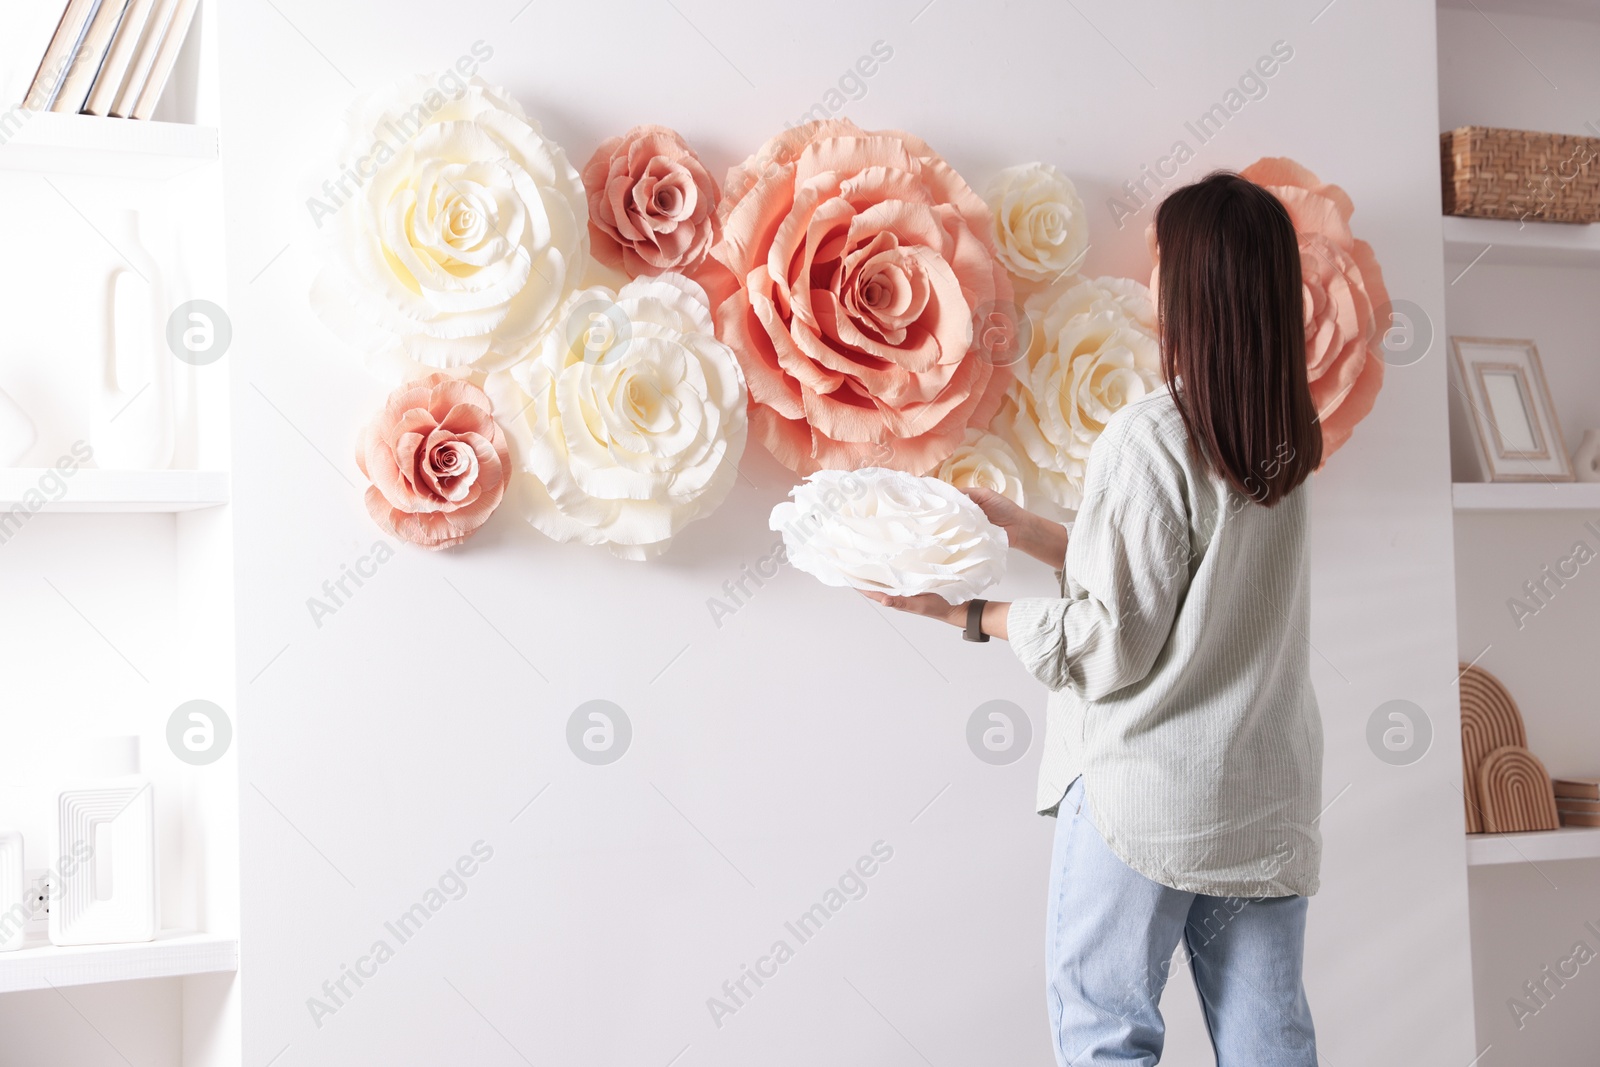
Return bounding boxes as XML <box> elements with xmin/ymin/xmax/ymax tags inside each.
<box><xmin>1458</xmin><ymin>663</ymin><xmax>1528</xmax><ymax>833</ymax></box>
<box><xmin>1477</xmin><ymin>746</ymin><xmax>1560</xmax><ymax>833</ymax></box>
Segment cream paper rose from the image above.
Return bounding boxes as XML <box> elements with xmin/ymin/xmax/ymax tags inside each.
<box><xmin>485</xmin><ymin>273</ymin><xmax>746</xmax><ymax>560</ymax></box>
<box><xmin>933</xmin><ymin>427</ymin><xmax>1029</xmax><ymax>506</ymax></box>
<box><xmin>771</xmin><ymin>467</ymin><xmax>1007</xmax><ymax>603</ymax></box>
<box><xmin>310</xmin><ymin>75</ymin><xmax>588</xmax><ymax>379</ymax></box>
<box><xmin>1005</xmin><ymin>276</ymin><xmax>1161</xmax><ymax>514</ymax></box>
<box><xmin>986</xmin><ymin>162</ymin><xmax>1089</xmax><ymax>284</ymax></box>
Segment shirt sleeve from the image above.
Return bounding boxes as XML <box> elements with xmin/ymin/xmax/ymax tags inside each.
<box><xmin>1007</xmin><ymin>412</ymin><xmax>1191</xmax><ymax>699</ymax></box>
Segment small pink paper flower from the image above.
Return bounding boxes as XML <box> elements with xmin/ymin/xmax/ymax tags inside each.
<box><xmin>356</xmin><ymin>374</ymin><xmax>509</xmax><ymax>549</ymax></box>
<box><xmin>582</xmin><ymin>125</ymin><xmax>720</xmax><ymax>277</ymax></box>
<box><xmin>1241</xmin><ymin>158</ymin><xmax>1390</xmax><ymax>459</ymax></box>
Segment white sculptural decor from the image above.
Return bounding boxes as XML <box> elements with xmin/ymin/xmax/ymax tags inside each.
<box><xmin>50</xmin><ymin>737</ymin><xmax>157</xmax><ymax>947</ymax></box>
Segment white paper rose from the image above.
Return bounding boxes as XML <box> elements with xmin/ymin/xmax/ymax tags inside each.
<box><xmin>771</xmin><ymin>468</ymin><xmax>1007</xmax><ymax>603</ymax></box>
<box><xmin>310</xmin><ymin>75</ymin><xmax>588</xmax><ymax>379</ymax></box>
<box><xmin>986</xmin><ymin>162</ymin><xmax>1089</xmax><ymax>284</ymax></box>
<box><xmin>1006</xmin><ymin>276</ymin><xmax>1161</xmax><ymax>514</ymax></box>
<box><xmin>933</xmin><ymin>427</ymin><xmax>1029</xmax><ymax>506</ymax></box>
<box><xmin>485</xmin><ymin>273</ymin><xmax>747</xmax><ymax>560</ymax></box>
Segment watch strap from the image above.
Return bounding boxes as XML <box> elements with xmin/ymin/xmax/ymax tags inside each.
<box><xmin>964</xmin><ymin>599</ymin><xmax>990</xmax><ymax>643</ymax></box>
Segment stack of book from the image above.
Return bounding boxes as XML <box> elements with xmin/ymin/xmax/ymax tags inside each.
<box><xmin>14</xmin><ymin>0</ymin><xmax>201</xmax><ymax>121</ymax></box>
<box><xmin>1554</xmin><ymin>777</ymin><xmax>1600</xmax><ymax>827</ymax></box>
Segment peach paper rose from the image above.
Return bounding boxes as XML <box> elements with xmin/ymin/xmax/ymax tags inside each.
<box><xmin>1240</xmin><ymin>158</ymin><xmax>1390</xmax><ymax>458</ymax></box>
<box><xmin>583</xmin><ymin>125</ymin><xmax>719</xmax><ymax>278</ymax></box>
<box><xmin>710</xmin><ymin>119</ymin><xmax>1014</xmax><ymax>476</ymax></box>
<box><xmin>356</xmin><ymin>374</ymin><xmax>509</xmax><ymax>549</ymax></box>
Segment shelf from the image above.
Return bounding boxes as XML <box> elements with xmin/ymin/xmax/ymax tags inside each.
<box><xmin>1442</xmin><ymin>215</ymin><xmax>1600</xmax><ymax>269</ymax></box>
<box><xmin>1453</xmin><ymin>482</ymin><xmax>1600</xmax><ymax>511</ymax></box>
<box><xmin>1467</xmin><ymin>826</ymin><xmax>1600</xmax><ymax>866</ymax></box>
<box><xmin>0</xmin><ymin>469</ymin><xmax>229</xmax><ymax>512</ymax></box>
<box><xmin>0</xmin><ymin>930</ymin><xmax>238</xmax><ymax>993</ymax></box>
<box><xmin>0</xmin><ymin>113</ymin><xmax>218</xmax><ymax>180</ymax></box>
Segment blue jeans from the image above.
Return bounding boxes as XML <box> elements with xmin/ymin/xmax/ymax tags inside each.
<box><xmin>1046</xmin><ymin>777</ymin><xmax>1316</xmax><ymax>1066</ymax></box>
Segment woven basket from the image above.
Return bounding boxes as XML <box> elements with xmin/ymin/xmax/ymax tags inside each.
<box><xmin>1440</xmin><ymin>125</ymin><xmax>1600</xmax><ymax>224</ymax></box>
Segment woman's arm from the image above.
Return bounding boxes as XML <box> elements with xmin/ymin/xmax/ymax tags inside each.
<box><xmin>859</xmin><ymin>592</ymin><xmax>1013</xmax><ymax>641</ymax></box>
<box><xmin>964</xmin><ymin>487</ymin><xmax>1068</xmax><ymax>569</ymax></box>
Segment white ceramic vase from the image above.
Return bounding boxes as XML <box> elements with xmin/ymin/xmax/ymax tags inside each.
<box><xmin>1573</xmin><ymin>429</ymin><xmax>1600</xmax><ymax>483</ymax></box>
<box><xmin>49</xmin><ymin>737</ymin><xmax>157</xmax><ymax>947</ymax></box>
<box><xmin>91</xmin><ymin>210</ymin><xmax>173</xmax><ymax>470</ymax></box>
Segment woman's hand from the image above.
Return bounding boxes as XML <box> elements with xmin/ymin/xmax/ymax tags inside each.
<box><xmin>859</xmin><ymin>590</ymin><xmax>965</xmax><ymax>626</ymax></box>
<box><xmin>962</xmin><ymin>487</ymin><xmax>1068</xmax><ymax>569</ymax></box>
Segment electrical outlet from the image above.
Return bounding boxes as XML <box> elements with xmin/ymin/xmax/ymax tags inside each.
<box><xmin>23</xmin><ymin>868</ymin><xmax>49</xmax><ymax>938</ymax></box>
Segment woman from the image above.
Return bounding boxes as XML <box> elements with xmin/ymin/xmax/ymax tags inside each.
<box><xmin>869</xmin><ymin>170</ymin><xmax>1323</xmax><ymax>1065</ymax></box>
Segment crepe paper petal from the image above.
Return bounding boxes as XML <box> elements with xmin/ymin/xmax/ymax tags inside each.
<box><xmin>933</xmin><ymin>427</ymin><xmax>1029</xmax><ymax>506</ymax></box>
<box><xmin>710</xmin><ymin>119</ymin><xmax>1013</xmax><ymax>477</ymax></box>
<box><xmin>985</xmin><ymin>162</ymin><xmax>1089</xmax><ymax>284</ymax></box>
<box><xmin>770</xmin><ymin>467</ymin><xmax>1008</xmax><ymax>604</ymax></box>
<box><xmin>309</xmin><ymin>75</ymin><xmax>588</xmax><ymax>381</ymax></box>
<box><xmin>583</xmin><ymin>125</ymin><xmax>721</xmax><ymax>279</ymax></box>
<box><xmin>485</xmin><ymin>273</ymin><xmax>748</xmax><ymax>561</ymax></box>
<box><xmin>1240</xmin><ymin>157</ymin><xmax>1389</xmax><ymax>461</ymax></box>
<box><xmin>356</xmin><ymin>373</ymin><xmax>510</xmax><ymax>549</ymax></box>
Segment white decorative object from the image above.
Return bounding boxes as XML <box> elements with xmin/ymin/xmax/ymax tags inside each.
<box><xmin>0</xmin><ymin>388</ymin><xmax>35</xmax><ymax>466</ymax></box>
<box><xmin>1005</xmin><ymin>275</ymin><xmax>1161</xmax><ymax>515</ymax></box>
<box><xmin>486</xmin><ymin>273</ymin><xmax>747</xmax><ymax>560</ymax></box>
<box><xmin>985</xmin><ymin>162</ymin><xmax>1089</xmax><ymax>284</ymax></box>
<box><xmin>933</xmin><ymin>427</ymin><xmax>1030</xmax><ymax>506</ymax></box>
<box><xmin>93</xmin><ymin>210</ymin><xmax>173</xmax><ymax>470</ymax></box>
<box><xmin>1450</xmin><ymin>337</ymin><xmax>1571</xmax><ymax>483</ymax></box>
<box><xmin>0</xmin><ymin>830</ymin><xmax>24</xmax><ymax>952</ymax></box>
<box><xmin>310</xmin><ymin>76</ymin><xmax>589</xmax><ymax>380</ymax></box>
<box><xmin>771</xmin><ymin>467</ymin><xmax>1008</xmax><ymax>603</ymax></box>
<box><xmin>1572</xmin><ymin>429</ymin><xmax>1600</xmax><ymax>482</ymax></box>
<box><xmin>50</xmin><ymin>737</ymin><xmax>157</xmax><ymax>947</ymax></box>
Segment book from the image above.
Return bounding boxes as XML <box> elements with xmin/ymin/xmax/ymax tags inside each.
<box><xmin>3</xmin><ymin>2</ymin><xmax>72</xmax><ymax>112</ymax></box>
<box><xmin>1553</xmin><ymin>777</ymin><xmax>1600</xmax><ymax>801</ymax></box>
<box><xmin>82</xmin><ymin>0</ymin><xmax>158</xmax><ymax>117</ymax></box>
<box><xmin>1558</xmin><ymin>810</ymin><xmax>1600</xmax><ymax>828</ymax></box>
<box><xmin>51</xmin><ymin>0</ymin><xmax>133</xmax><ymax>114</ymax></box>
<box><xmin>1557</xmin><ymin>797</ymin><xmax>1600</xmax><ymax>812</ymax></box>
<box><xmin>115</xmin><ymin>0</ymin><xmax>199</xmax><ymax>121</ymax></box>
<box><xmin>22</xmin><ymin>0</ymin><xmax>99</xmax><ymax>110</ymax></box>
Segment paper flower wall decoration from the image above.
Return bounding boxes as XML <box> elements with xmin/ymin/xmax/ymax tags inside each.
<box><xmin>583</xmin><ymin>125</ymin><xmax>720</xmax><ymax>279</ymax></box>
<box><xmin>1240</xmin><ymin>157</ymin><xmax>1390</xmax><ymax>458</ymax></box>
<box><xmin>1003</xmin><ymin>276</ymin><xmax>1161</xmax><ymax>515</ymax></box>
<box><xmin>310</xmin><ymin>76</ymin><xmax>588</xmax><ymax>379</ymax></box>
<box><xmin>357</xmin><ymin>374</ymin><xmax>510</xmax><ymax>549</ymax></box>
<box><xmin>985</xmin><ymin>162</ymin><xmax>1089</xmax><ymax>285</ymax></box>
<box><xmin>771</xmin><ymin>467</ymin><xmax>1007</xmax><ymax>603</ymax></box>
<box><xmin>709</xmin><ymin>119</ymin><xmax>1013</xmax><ymax>477</ymax></box>
<box><xmin>485</xmin><ymin>273</ymin><xmax>747</xmax><ymax>561</ymax></box>
<box><xmin>933</xmin><ymin>427</ymin><xmax>1029</xmax><ymax>506</ymax></box>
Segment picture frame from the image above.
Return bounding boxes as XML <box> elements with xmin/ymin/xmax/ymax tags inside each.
<box><xmin>1449</xmin><ymin>336</ymin><xmax>1572</xmax><ymax>482</ymax></box>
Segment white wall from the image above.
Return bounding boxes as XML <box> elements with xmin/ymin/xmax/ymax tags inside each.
<box><xmin>216</xmin><ymin>1</ymin><xmax>1476</xmax><ymax>1064</ymax></box>
<box><xmin>1439</xmin><ymin>7</ymin><xmax>1600</xmax><ymax>1063</ymax></box>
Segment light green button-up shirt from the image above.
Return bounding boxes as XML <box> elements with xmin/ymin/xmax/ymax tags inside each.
<box><xmin>1007</xmin><ymin>387</ymin><xmax>1322</xmax><ymax>898</ymax></box>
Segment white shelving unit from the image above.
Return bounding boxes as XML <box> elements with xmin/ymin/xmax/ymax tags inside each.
<box><xmin>0</xmin><ymin>931</ymin><xmax>238</xmax><ymax>994</ymax></box>
<box><xmin>1467</xmin><ymin>826</ymin><xmax>1600</xmax><ymax>867</ymax></box>
<box><xmin>0</xmin><ymin>112</ymin><xmax>218</xmax><ymax>180</ymax></box>
<box><xmin>0</xmin><ymin>468</ymin><xmax>229</xmax><ymax>511</ymax></box>
<box><xmin>1452</xmin><ymin>482</ymin><xmax>1600</xmax><ymax>511</ymax></box>
<box><xmin>1442</xmin><ymin>215</ymin><xmax>1600</xmax><ymax>269</ymax></box>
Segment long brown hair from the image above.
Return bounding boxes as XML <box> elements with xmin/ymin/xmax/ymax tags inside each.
<box><xmin>1153</xmin><ymin>171</ymin><xmax>1320</xmax><ymax>506</ymax></box>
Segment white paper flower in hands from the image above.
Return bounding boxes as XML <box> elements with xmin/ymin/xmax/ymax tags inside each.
<box><xmin>986</xmin><ymin>162</ymin><xmax>1089</xmax><ymax>283</ymax></box>
<box><xmin>1006</xmin><ymin>276</ymin><xmax>1162</xmax><ymax>514</ymax></box>
<box><xmin>771</xmin><ymin>468</ymin><xmax>1008</xmax><ymax>604</ymax></box>
<box><xmin>310</xmin><ymin>76</ymin><xmax>588</xmax><ymax>379</ymax></box>
<box><xmin>933</xmin><ymin>427</ymin><xmax>1029</xmax><ymax>506</ymax></box>
<box><xmin>485</xmin><ymin>273</ymin><xmax>747</xmax><ymax>561</ymax></box>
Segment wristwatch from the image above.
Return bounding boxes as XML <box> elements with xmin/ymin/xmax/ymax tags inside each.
<box><xmin>964</xmin><ymin>599</ymin><xmax>990</xmax><ymax>643</ymax></box>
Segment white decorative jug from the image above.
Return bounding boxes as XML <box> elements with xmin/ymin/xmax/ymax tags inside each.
<box><xmin>1573</xmin><ymin>429</ymin><xmax>1600</xmax><ymax>483</ymax></box>
<box><xmin>0</xmin><ymin>388</ymin><xmax>34</xmax><ymax>466</ymax></box>
<box><xmin>49</xmin><ymin>736</ymin><xmax>157</xmax><ymax>946</ymax></box>
<box><xmin>0</xmin><ymin>830</ymin><xmax>24</xmax><ymax>951</ymax></box>
<box><xmin>91</xmin><ymin>210</ymin><xmax>173</xmax><ymax>470</ymax></box>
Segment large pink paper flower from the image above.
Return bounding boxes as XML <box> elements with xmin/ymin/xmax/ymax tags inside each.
<box><xmin>356</xmin><ymin>374</ymin><xmax>509</xmax><ymax>549</ymax></box>
<box><xmin>709</xmin><ymin>119</ymin><xmax>1013</xmax><ymax>475</ymax></box>
<box><xmin>1241</xmin><ymin>158</ymin><xmax>1390</xmax><ymax>458</ymax></box>
<box><xmin>583</xmin><ymin>125</ymin><xmax>720</xmax><ymax>278</ymax></box>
